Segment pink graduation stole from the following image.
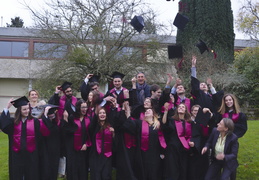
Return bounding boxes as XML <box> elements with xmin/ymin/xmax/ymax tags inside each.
<box><xmin>96</xmin><ymin>126</ymin><xmax>113</xmax><ymax>157</ymax></box>
<box><xmin>175</xmin><ymin>120</ymin><xmax>192</xmax><ymax>150</ymax></box>
<box><xmin>73</xmin><ymin>117</ymin><xmax>92</xmax><ymax>151</ymax></box>
<box><xmin>141</xmin><ymin>120</ymin><xmax>167</xmax><ymax>152</ymax></box>
<box><xmin>223</xmin><ymin>113</ymin><xmax>239</xmax><ymax>123</ymax></box>
<box><xmin>124</xmin><ymin>117</ymin><xmax>136</xmax><ymax>149</ymax></box>
<box><xmin>13</xmin><ymin>119</ymin><xmax>36</xmax><ymax>153</ymax></box>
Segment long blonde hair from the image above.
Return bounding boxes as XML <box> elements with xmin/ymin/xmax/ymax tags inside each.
<box><xmin>218</xmin><ymin>94</ymin><xmax>240</xmax><ymax>114</ymax></box>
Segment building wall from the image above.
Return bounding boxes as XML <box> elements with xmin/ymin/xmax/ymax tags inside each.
<box><xmin>0</xmin><ymin>78</ymin><xmax>29</xmax><ymax>113</ymax></box>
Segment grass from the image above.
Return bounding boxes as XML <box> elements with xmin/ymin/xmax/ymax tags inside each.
<box><xmin>1</xmin><ymin>120</ymin><xmax>259</xmax><ymax>180</ymax></box>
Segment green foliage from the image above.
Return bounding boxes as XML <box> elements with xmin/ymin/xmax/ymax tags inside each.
<box><xmin>233</xmin><ymin>47</ymin><xmax>259</xmax><ymax>106</ymax></box>
<box><xmin>6</xmin><ymin>16</ymin><xmax>24</xmax><ymax>28</ymax></box>
<box><xmin>176</xmin><ymin>0</ymin><xmax>235</xmax><ymax>62</ymax></box>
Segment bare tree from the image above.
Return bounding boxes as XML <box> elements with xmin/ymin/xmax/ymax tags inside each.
<box><xmin>24</xmin><ymin>0</ymin><xmax>173</xmax><ymax>91</ymax></box>
<box><xmin>236</xmin><ymin>0</ymin><xmax>259</xmax><ymax>41</ymax></box>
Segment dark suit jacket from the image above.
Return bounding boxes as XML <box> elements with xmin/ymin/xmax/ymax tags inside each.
<box><xmin>205</xmin><ymin>128</ymin><xmax>239</xmax><ymax>172</ymax></box>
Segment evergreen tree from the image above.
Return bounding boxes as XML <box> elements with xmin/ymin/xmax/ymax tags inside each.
<box><xmin>176</xmin><ymin>0</ymin><xmax>235</xmax><ymax>62</ymax></box>
<box><xmin>6</xmin><ymin>17</ymin><xmax>24</xmax><ymax>28</ymax></box>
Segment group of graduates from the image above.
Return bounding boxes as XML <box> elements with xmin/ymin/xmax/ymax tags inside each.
<box><xmin>0</xmin><ymin>56</ymin><xmax>248</xmax><ymax>180</ymax></box>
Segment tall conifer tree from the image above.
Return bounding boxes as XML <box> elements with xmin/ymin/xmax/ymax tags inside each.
<box><xmin>176</xmin><ymin>0</ymin><xmax>235</xmax><ymax>62</ymax></box>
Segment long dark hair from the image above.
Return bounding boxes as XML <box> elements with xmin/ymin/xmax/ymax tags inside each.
<box><xmin>97</xmin><ymin>107</ymin><xmax>110</xmax><ymax>130</ymax></box>
<box><xmin>87</xmin><ymin>91</ymin><xmax>101</xmax><ymax>108</ymax></box>
<box><xmin>172</xmin><ymin>103</ymin><xmax>192</xmax><ymax>122</ymax></box>
<box><xmin>14</xmin><ymin>105</ymin><xmax>34</xmax><ymax>125</ymax></box>
<box><xmin>74</xmin><ymin>99</ymin><xmax>87</xmax><ymax>119</ymax></box>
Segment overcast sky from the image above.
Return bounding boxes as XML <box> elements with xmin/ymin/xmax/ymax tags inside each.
<box><xmin>0</xmin><ymin>0</ymin><xmax>252</xmax><ymax>39</ymax></box>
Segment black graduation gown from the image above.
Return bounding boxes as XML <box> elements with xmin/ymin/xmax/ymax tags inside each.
<box><xmin>113</xmin><ymin>110</ymin><xmax>137</xmax><ymax>180</ymax></box>
<box><xmin>39</xmin><ymin>115</ymin><xmax>61</xmax><ymax>180</ymax></box>
<box><xmin>124</xmin><ymin>118</ymin><xmax>165</xmax><ymax>180</ymax></box>
<box><xmin>0</xmin><ymin>110</ymin><xmax>50</xmax><ymax>180</ymax></box>
<box><xmin>88</xmin><ymin>115</ymin><xmax>113</xmax><ymax>180</ymax></box>
<box><xmin>162</xmin><ymin>118</ymin><xmax>192</xmax><ymax>180</ymax></box>
<box><xmin>191</xmin><ymin>76</ymin><xmax>224</xmax><ymax>114</ymax></box>
<box><xmin>62</xmin><ymin>115</ymin><xmax>90</xmax><ymax>180</ymax></box>
<box><xmin>217</xmin><ymin>112</ymin><xmax>247</xmax><ymax>138</ymax></box>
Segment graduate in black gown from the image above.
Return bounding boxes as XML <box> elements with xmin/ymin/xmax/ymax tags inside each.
<box><xmin>0</xmin><ymin>96</ymin><xmax>51</xmax><ymax>180</ymax></box>
<box><xmin>80</xmin><ymin>74</ymin><xmax>104</xmax><ymax>101</ymax></box>
<box><xmin>161</xmin><ymin>103</ymin><xmax>194</xmax><ymax>180</ymax></box>
<box><xmin>217</xmin><ymin>93</ymin><xmax>247</xmax><ymax>180</ymax></box>
<box><xmin>103</xmin><ymin>71</ymin><xmax>129</xmax><ymax>109</ymax></box>
<box><xmin>62</xmin><ymin>99</ymin><xmax>92</xmax><ymax>180</ymax></box>
<box><xmin>39</xmin><ymin>104</ymin><xmax>61</xmax><ymax>180</ymax></box>
<box><xmin>89</xmin><ymin>107</ymin><xmax>115</xmax><ymax>180</ymax></box>
<box><xmin>113</xmin><ymin>101</ymin><xmax>138</xmax><ymax>180</ymax></box>
<box><xmin>122</xmin><ymin>106</ymin><xmax>166</xmax><ymax>180</ymax></box>
<box><xmin>190</xmin><ymin>56</ymin><xmax>224</xmax><ymax>115</ymax></box>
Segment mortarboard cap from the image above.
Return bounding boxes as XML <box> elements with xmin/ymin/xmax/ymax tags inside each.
<box><xmin>196</xmin><ymin>39</ymin><xmax>209</xmax><ymax>54</ymax></box>
<box><xmin>40</xmin><ymin>104</ymin><xmax>59</xmax><ymax>115</ymax></box>
<box><xmin>173</xmin><ymin>13</ymin><xmax>189</xmax><ymax>31</ymax></box>
<box><xmin>168</xmin><ymin>45</ymin><xmax>183</xmax><ymax>59</ymax></box>
<box><xmin>60</xmin><ymin>81</ymin><xmax>72</xmax><ymax>91</ymax></box>
<box><xmin>11</xmin><ymin>96</ymin><xmax>29</xmax><ymax>108</ymax></box>
<box><xmin>111</xmin><ymin>71</ymin><xmax>125</xmax><ymax>79</ymax></box>
<box><xmin>130</xmin><ymin>15</ymin><xmax>145</xmax><ymax>33</ymax></box>
<box><xmin>89</xmin><ymin>74</ymin><xmax>101</xmax><ymax>83</ymax></box>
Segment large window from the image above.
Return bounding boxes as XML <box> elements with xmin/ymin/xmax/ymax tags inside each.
<box><xmin>34</xmin><ymin>42</ymin><xmax>67</xmax><ymax>58</ymax></box>
<box><xmin>0</xmin><ymin>41</ymin><xmax>29</xmax><ymax>57</ymax></box>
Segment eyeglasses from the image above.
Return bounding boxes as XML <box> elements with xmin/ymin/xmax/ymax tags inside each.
<box><xmin>81</xmin><ymin>106</ymin><xmax>88</xmax><ymax>109</ymax></box>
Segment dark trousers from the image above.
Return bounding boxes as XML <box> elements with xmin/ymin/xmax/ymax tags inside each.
<box><xmin>205</xmin><ymin>159</ymin><xmax>233</xmax><ymax>180</ymax></box>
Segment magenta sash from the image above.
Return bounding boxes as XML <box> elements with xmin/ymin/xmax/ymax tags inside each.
<box><xmin>158</xmin><ymin>130</ymin><xmax>167</xmax><ymax>149</ymax></box>
<box><xmin>141</xmin><ymin>120</ymin><xmax>149</xmax><ymax>151</ymax></box>
<box><xmin>58</xmin><ymin>95</ymin><xmax>77</xmax><ymax>118</ymax></box>
<box><xmin>96</xmin><ymin>127</ymin><xmax>113</xmax><ymax>157</ymax></box>
<box><xmin>141</xmin><ymin>120</ymin><xmax>167</xmax><ymax>151</ymax></box>
<box><xmin>124</xmin><ymin>118</ymin><xmax>136</xmax><ymax>148</ymax></box>
<box><xmin>39</xmin><ymin>119</ymin><xmax>50</xmax><ymax>136</ymax></box>
<box><xmin>200</xmin><ymin>124</ymin><xmax>209</xmax><ymax>137</ymax></box>
<box><xmin>223</xmin><ymin>113</ymin><xmax>239</xmax><ymax>123</ymax></box>
<box><xmin>176</xmin><ymin>97</ymin><xmax>191</xmax><ymax>112</ymax></box>
<box><xmin>161</xmin><ymin>101</ymin><xmax>174</xmax><ymax>113</ymax></box>
<box><xmin>175</xmin><ymin>120</ymin><xmax>192</xmax><ymax>150</ymax></box>
<box><xmin>73</xmin><ymin>117</ymin><xmax>92</xmax><ymax>151</ymax></box>
<box><xmin>13</xmin><ymin>119</ymin><xmax>36</xmax><ymax>153</ymax></box>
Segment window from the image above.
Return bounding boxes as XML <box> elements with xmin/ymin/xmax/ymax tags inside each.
<box><xmin>113</xmin><ymin>46</ymin><xmax>142</xmax><ymax>59</ymax></box>
<box><xmin>34</xmin><ymin>43</ymin><xmax>67</xmax><ymax>58</ymax></box>
<box><xmin>0</xmin><ymin>41</ymin><xmax>29</xmax><ymax>57</ymax></box>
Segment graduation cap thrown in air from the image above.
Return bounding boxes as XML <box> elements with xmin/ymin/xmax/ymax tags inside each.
<box><xmin>168</xmin><ymin>45</ymin><xmax>183</xmax><ymax>59</ymax></box>
<box><xmin>89</xmin><ymin>74</ymin><xmax>101</xmax><ymax>83</ymax></box>
<box><xmin>130</xmin><ymin>15</ymin><xmax>145</xmax><ymax>33</ymax></box>
<box><xmin>111</xmin><ymin>71</ymin><xmax>125</xmax><ymax>79</ymax></box>
<box><xmin>173</xmin><ymin>13</ymin><xmax>189</xmax><ymax>31</ymax></box>
<box><xmin>60</xmin><ymin>81</ymin><xmax>72</xmax><ymax>91</ymax></box>
<box><xmin>11</xmin><ymin>96</ymin><xmax>29</xmax><ymax>108</ymax></box>
<box><xmin>196</xmin><ymin>39</ymin><xmax>209</xmax><ymax>54</ymax></box>
<box><xmin>40</xmin><ymin>104</ymin><xmax>59</xmax><ymax>115</ymax></box>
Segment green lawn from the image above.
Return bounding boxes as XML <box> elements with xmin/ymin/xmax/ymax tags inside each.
<box><xmin>1</xmin><ymin>120</ymin><xmax>259</xmax><ymax>180</ymax></box>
